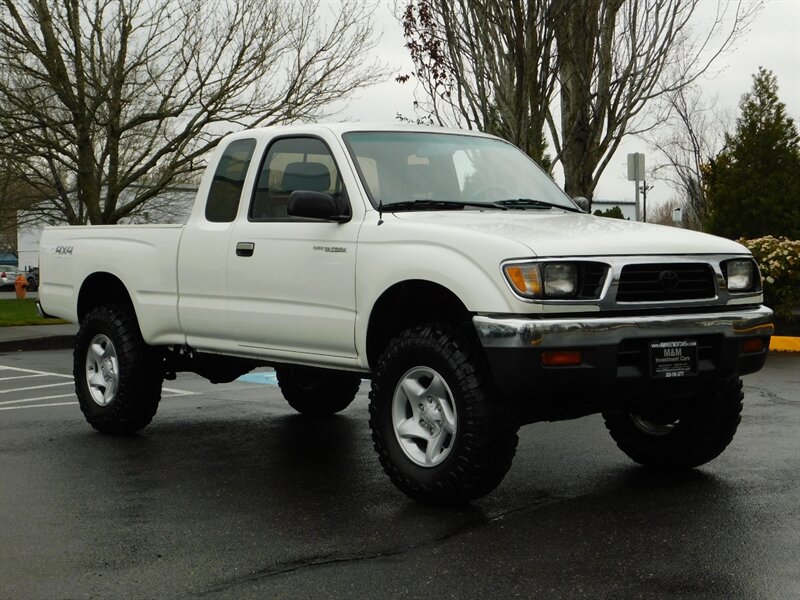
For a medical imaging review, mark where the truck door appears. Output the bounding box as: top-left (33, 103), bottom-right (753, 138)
top-left (178, 138), bottom-right (257, 346)
top-left (226, 136), bottom-right (358, 358)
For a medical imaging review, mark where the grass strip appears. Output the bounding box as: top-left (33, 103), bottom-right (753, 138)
top-left (0, 298), bottom-right (69, 326)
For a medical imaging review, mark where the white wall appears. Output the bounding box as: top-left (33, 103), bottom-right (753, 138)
top-left (17, 226), bottom-right (41, 270)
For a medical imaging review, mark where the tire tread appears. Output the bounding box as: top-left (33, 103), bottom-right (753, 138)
top-left (74, 305), bottom-right (162, 434)
top-left (602, 377), bottom-right (744, 469)
top-left (369, 325), bottom-right (518, 504)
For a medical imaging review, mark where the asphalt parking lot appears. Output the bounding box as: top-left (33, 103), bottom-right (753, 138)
top-left (1, 347), bottom-right (798, 600)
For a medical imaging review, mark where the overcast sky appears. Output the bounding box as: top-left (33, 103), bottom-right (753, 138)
top-left (336, 0), bottom-right (800, 208)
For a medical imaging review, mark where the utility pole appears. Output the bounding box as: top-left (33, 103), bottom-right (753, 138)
top-left (640, 181), bottom-right (654, 222)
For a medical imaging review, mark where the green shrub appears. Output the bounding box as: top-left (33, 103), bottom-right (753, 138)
top-left (739, 236), bottom-right (800, 319)
top-left (593, 206), bottom-right (628, 219)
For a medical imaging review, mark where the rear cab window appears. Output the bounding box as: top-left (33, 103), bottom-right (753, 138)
top-left (205, 139), bottom-right (257, 223)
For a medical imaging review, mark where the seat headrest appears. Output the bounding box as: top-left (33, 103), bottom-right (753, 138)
top-left (281, 162), bottom-right (331, 193)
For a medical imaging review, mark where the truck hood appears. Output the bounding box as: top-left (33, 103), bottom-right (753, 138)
top-left (392, 210), bottom-right (748, 257)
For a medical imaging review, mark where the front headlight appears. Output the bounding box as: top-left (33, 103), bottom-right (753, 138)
top-left (503, 261), bottom-right (606, 300)
top-left (543, 263), bottom-right (577, 297)
top-left (723, 258), bottom-right (760, 293)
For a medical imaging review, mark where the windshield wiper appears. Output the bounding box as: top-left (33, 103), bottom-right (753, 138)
top-left (495, 198), bottom-right (580, 212)
top-left (382, 199), bottom-right (508, 212)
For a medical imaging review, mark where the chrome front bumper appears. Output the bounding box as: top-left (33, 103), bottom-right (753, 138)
top-left (473, 305), bottom-right (774, 349)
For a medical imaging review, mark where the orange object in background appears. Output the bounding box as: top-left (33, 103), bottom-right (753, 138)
top-left (14, 274), bottom-right (27, 299)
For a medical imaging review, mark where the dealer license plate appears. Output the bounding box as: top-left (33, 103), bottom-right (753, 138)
top-left (649, 340), bottom-right (698, 379)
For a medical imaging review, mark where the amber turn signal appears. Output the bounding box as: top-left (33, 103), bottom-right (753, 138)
top-left (541, 351), bottom-right (582, 366)
top-left (742, 338), bottom-right (765, 354)
top-left (503, 264), bottom-right (542, 297)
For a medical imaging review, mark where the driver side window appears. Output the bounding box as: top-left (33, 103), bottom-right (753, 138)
top-left (249, 137), bottom-right (349, 221)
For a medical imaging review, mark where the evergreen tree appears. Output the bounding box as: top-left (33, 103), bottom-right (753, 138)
top-left (706, 68), bottom-right (800, 239)
top-left (593, 206), bottom-right (627, 220)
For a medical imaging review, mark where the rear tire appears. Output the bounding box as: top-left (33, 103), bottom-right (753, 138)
top-left (369, 325), bottom-right (518, 505)
top-left (602, 377), bottom-right (744, 470)
top-left (74, 305), bottom-right (163, 434)
top-left (276, 366), bottom-right (361, 417)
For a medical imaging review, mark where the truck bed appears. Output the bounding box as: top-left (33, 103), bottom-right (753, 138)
top-left (38, 224), bottom-right (186, 346)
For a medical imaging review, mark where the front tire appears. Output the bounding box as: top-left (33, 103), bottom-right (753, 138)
top-left (602, 377), bottom-right (744, 470)
top-left (369, 325), bottom-right (518, 505)
top-left (276, 366), bottom-right (361, 417)
top-left (74, 305), bottom-right (163, 434)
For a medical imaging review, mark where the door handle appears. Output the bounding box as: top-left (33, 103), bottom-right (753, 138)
top-left (236, 242), bottom-right (255, 257)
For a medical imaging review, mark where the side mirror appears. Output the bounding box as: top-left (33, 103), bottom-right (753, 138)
top-left (287, 191), bottom-right (350, 223)
top-left (572, 196), bottom-right (590, 213)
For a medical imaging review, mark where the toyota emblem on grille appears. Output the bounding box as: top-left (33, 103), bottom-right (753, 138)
top-left (658, 270), bottom-right (680, 290)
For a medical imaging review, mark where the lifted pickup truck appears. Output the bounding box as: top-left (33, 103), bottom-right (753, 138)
top-left (39, 124), bottom-right (774, 504)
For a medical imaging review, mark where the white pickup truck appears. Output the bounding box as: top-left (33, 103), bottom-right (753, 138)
top-left (39, 123), bottom-right (774, 504)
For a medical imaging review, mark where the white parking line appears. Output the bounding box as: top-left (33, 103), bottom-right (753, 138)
top-left (163, 388), bottom-right (195, 397)
top-left (0, 373), bottom-right (50, 382)
top-left (0, 365), bottom-right (196, 412)
top-left (0, 381), bottom-right (73, 394)
top-left (0, 365), bottom-right (72, 378)
top-left (0, 393), bottom-right (75, 406)
top-left (0, 402), bottom-right (77, 411)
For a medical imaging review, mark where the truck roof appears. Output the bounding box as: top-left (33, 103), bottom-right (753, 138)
top-left (221, 122), bottom-right (501, 142)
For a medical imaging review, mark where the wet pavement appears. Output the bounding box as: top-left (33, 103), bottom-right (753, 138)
top-left (1, 348), bottom-right (798, 599)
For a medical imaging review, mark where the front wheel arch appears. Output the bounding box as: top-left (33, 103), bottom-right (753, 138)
top-left (365, 280), bottom-right (474, 370)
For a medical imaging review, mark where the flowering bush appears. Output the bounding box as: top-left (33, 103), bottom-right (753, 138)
top-left (738, 236), bottom-right (800, 319)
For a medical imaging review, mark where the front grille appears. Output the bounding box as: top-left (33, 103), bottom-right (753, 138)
top-left (617, 263), bottom-right (716, 302)
top-left (577, 263), bottom-right (609, 299)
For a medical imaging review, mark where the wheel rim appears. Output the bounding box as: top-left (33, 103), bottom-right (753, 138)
top-left (391, 366), bottom-right (457, 468)
top-left (630, 413), bottom-right (678, 436)
top-left (85, 334), bottom-right (119, 407)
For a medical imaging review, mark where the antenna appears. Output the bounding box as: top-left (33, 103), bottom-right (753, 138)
top-left (378, 199), bottom-right (384, 226)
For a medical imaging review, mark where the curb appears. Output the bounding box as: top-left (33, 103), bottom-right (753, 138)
top-left (769, 336), bottom-right (800, 353)
top-left (0, 335), bottom-right (75, 354)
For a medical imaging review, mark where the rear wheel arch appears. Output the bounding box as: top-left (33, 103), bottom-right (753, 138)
top-left (77, 273), bottom-right (136, 324)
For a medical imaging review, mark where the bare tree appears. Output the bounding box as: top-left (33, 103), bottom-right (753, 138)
top-left (0, 0), bottom-right (385, 225)
top-left (648, 84), bottom-right (730, 230)
top-left (648, 197), bottom-right (684, 227)
top-left (0, 170), bottom-right (19, 250)
top-left (548, 0), bottom-right (758, 202)
top-left (400, 0), bottom-right (759, 202)
top-left (0, 162), bottom-right (44, 250)
top-left (399, 0), bottom-right (557, 168)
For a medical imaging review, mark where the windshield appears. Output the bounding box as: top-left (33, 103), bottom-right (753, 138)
top-left (342, 131), bottom-right (576, 211)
